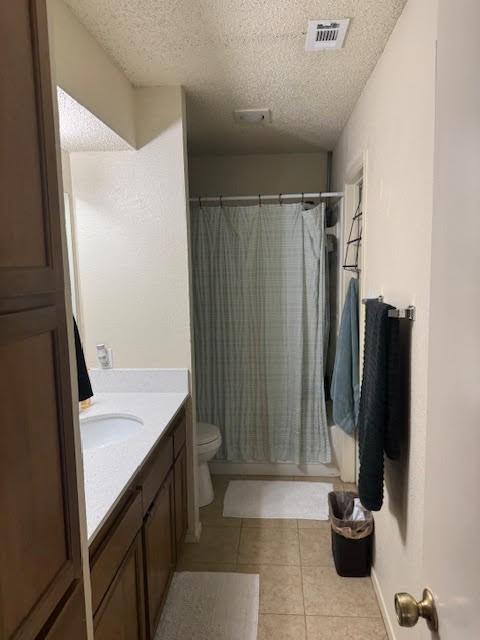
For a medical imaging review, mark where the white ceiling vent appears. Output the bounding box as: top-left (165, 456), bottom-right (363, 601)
top-left (233, 109), bottom-right (271, 124)
top-left (305, 19), bottom-right (350, 51)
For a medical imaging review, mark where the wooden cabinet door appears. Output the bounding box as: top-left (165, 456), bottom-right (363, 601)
top-left (94, 535), bottom-right (146, 640)
top-left (143, 471), bottom-right (175, 638)
top-left (0, 2), bottom-right (87, 639)
top-left (43, 586), bottom-right (87, 640)
top-left (174, 446), bottom-right (188, 548)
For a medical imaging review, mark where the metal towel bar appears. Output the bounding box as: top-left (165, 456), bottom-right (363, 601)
top-left (361, 296), bottom-right (416, 321)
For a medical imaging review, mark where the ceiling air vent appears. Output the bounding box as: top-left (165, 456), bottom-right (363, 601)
top-left (305, 19), bottom-right (350, 51)
top-left (233, 109), bottom-right (271, 124)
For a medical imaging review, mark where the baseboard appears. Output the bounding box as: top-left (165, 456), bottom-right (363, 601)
top-left (371, 567), bottom-right (397, 640)
top-left (210, 461), bottom-right (340, 477)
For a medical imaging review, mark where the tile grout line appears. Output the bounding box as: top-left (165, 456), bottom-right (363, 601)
top-left (304, 614), bottom-right (386, 620)
top-left (299, 557), bottom-right (308, 638)
top-left (296, 516), bottom-right (306, 635)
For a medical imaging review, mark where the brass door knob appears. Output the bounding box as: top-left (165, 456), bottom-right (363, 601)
top-left (394, 588), bottom-right (438, 632)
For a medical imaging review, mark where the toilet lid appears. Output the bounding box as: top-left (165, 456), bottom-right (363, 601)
top-left (197, 422), bottom-right (221, 445)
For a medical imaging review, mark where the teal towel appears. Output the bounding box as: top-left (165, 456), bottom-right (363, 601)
top-left (331, 278), bottom-right (360, 435)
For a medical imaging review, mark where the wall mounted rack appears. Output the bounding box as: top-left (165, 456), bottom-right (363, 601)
top-left (362, 296), bottom-right (416, 321)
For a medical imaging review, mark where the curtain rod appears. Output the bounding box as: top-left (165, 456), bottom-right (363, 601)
top-left (189, 192), bottom-right (343, 204)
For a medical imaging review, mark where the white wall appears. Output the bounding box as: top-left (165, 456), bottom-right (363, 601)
top-left (332, 1), bottom-right (437, 636)
top-left (189, 152), bottom-right (328, 197)
top-left (47, 0), bottom-right (136, 147)
top-left (70, 87), bottom-right (192, 371)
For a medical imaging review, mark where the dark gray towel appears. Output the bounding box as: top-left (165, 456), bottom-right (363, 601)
top-left (358, 300), bottom-right (401, 511)
top-left (73, 317), bottom-right (93, 402)
top-left (385, 318), bottom-right (402, 461)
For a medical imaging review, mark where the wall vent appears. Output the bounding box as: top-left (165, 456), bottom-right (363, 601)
top-left (305, 19), bottom-right (350, 51)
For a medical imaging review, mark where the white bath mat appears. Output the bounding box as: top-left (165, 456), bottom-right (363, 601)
top-left (155, 572), bottom-right (259, 640)
top-left (223, 480), bottom-right (333, 520)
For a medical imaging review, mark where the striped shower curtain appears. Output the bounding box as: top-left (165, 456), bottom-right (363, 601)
top-left (192, 202), bottom-right (331, 464)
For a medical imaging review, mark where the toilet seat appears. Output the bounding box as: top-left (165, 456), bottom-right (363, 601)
top-left (197, 422), bottom-right (221, 446)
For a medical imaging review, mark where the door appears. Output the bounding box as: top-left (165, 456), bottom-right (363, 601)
top-left (0, 1), bottom-right (87, 639)
top-left (174, 445), bottom-right (188, 547)
top-left (416, 1), bottom-right (480, 638)
top-left (143, 471), bottom-right (175, 638)
top-left (94, 535), bottom-right (146, 640)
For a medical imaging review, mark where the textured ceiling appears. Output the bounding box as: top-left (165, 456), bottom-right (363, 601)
top-left (63, 0), bottom-right (406, 155)
top-left (57, 88), bottom-right (132, 151)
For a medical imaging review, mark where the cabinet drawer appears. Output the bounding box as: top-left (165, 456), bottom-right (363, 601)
top-left (90, 490), bottom-right (143, 614)
top-left (173, 413), bottom-right (186, 459)
top-left (141, 436), bottom-right (173, 514)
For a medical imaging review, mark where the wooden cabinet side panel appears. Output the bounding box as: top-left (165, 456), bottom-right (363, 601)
top-left (0, 0), bottom-right (47, 268)
top-left (0, 0), bottom-right (64, 298)
top-left (0, 317), bottom-right (82, 639)
top-left (0, 1), bottom-right (86, 636)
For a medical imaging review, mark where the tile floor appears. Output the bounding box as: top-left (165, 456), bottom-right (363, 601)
top-left (178, 475), bottom-right (387, 640)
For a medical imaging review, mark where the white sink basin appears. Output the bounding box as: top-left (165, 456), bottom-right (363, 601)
top-left (80, 413), bottom-right (143, 450)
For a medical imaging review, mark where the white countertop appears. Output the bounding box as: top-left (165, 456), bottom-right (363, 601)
top-left (81, 391), bottom-right (188, 544)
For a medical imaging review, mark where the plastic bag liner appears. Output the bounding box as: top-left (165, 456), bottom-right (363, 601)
top-left (328, 491), bottom-right (374, 540)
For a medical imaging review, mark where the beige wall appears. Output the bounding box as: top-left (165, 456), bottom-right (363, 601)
top-left (61, 149), bottom-right (72, 194)
top-left (47, 0), bottom-right (136, 147)
top-left (332, 1), bottom-right (437, 636)
top-left (70, 87), bottom-right (192, 370)
top-left (189, 152), bottom-right (328, 197)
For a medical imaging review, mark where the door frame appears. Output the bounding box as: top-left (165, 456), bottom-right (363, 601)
top-left (48, 11), bottom-right (94, 638)
top-left (336, 149), bottom-right (368, 483)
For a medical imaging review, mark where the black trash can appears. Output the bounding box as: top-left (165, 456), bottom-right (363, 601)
top-left (328, 491), bottom-right (374, 578)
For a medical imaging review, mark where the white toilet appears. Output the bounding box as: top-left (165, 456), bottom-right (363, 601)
top-left (196, 422), bottom-right (222, 507)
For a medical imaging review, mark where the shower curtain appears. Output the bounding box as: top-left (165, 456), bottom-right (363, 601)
top-left (192, 202), bottom-right (331, 464)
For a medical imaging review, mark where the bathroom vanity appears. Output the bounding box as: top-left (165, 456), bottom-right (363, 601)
top-left (81, 383), bottom-right (189, 640)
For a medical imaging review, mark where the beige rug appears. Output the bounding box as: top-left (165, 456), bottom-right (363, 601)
top-left (155, 571), bottom-right (259, 640)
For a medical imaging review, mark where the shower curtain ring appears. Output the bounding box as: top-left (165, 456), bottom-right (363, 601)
top-left (301, 192), bottom-right (304, 204)
top-left (219, 195), bottom-right (223, 208)
top-left (198, 196), bottom-right (202, 208)
top-left (258, 194), bottom-right (261, 207)
top-left (279, 193), bottom-right (282, 205)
